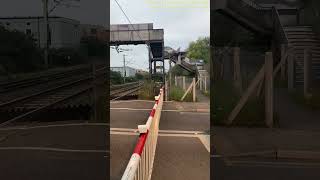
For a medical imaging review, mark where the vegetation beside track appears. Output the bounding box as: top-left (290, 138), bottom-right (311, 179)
top-left (212, 81), bottom-right (278, 127)
top-left (138, 80), bottom-right (155, 100)
top-left (169, 85), bottom-right (193, 102)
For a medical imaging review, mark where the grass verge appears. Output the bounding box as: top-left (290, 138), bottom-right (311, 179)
top-left (212, 80), bottom-right (277, 127)
top-left (138, 81), bottom-right (155, 100)
top-left (290, 89), bottom-right (320, 110)
top-left (169, 85), bottom-right (193, 102)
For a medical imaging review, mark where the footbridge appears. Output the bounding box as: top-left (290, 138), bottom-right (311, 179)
top-left (110, 23), bottom-right (165, 83)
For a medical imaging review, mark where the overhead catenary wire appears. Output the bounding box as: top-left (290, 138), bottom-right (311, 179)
top-left (113, 0), bottom-right (143, 41)
top-left (113, 0), bottom-right (152, 72)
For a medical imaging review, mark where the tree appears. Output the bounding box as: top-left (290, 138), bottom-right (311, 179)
top-left (110, 70), bottom-right (122, 85)
top-left (186, 37), bottom-right (210, 64)
top-left (0, 25), bottom-right (43, 74)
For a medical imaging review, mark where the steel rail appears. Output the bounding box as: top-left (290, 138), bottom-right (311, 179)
top-left (0, 67), bottom-right (106, 127)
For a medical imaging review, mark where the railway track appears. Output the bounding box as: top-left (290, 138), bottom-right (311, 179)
top-left (0, 66), bottom-right (106, 127)
top-left (110, 82), bottom-right (143, 100)
top-left (0, 64), bottom-right (104, 104)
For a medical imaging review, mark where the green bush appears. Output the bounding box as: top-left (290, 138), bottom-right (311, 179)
top-left (169, 85), bottom-right (193, 102)
top-left (0, 25), bottom-right (43, 74)
top-left (110, 70), bottom-right (123, 85)
top-left (291, 90), bottom-right (320, 110)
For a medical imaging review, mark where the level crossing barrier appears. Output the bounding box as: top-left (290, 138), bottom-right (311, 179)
top-left (121, 88), bottom-right (163, 180)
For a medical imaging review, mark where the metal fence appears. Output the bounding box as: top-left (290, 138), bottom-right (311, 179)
top-left (174, 75), bottom-right (209, 93)
top-left (121, 88), bottom-right (163, 180)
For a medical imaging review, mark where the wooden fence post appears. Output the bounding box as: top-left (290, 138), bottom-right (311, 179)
top-left (204, 76), bottom-right (207, 92)
top-left (165, 80), bottom-right (168, 101)
top-left (175, 76), bottom-right (177, 86)
top-left (193, 78), bottom-right (196, 102)
top-left (288, 51), bottom-right (294, 91)
top-left (169, 72), bottom-right (172, 90)
top-left (200, 77), bottom-right (203, 91)
top-left (265, 52), bottom-right (273, 128)
top-left (281, 44), bottom-right (286, 80)
top-left (233, 47), bottom-right (242, 94)
top-left (227, 65), bottom-right (265, 124)
top-left (304, 49), bottom-right (311, 98)
top-left (183, 76), bottom-right (186, 90)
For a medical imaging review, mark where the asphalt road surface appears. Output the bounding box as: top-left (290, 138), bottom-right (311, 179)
top-left (212, 147), bottom-right (320, 180)
top-left (111, 100), bottom-right (210, 180)
top-left (0, 121), bottom-right (108, 180)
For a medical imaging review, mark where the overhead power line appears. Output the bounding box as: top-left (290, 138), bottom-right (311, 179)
top-left (113, 0), bottom-right (143, 41)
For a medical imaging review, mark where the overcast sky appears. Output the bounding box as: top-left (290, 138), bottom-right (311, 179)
top-left (110, 0), bottom-right (210, 71)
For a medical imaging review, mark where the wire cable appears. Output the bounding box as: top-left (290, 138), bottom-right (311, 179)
top-left (113, 0), bottom-right (143, 41)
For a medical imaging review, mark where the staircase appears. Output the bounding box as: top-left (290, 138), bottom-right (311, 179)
top-left (213, 0), bottom-right (272, 35)
top-left (170, 56), bottom-right (197, 74)
top-left (164, 47), bottom-right (197, 74)
top-left (284, 26), bottom-right (320, 86)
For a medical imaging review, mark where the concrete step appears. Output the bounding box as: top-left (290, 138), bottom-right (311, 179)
top-left (291, 46), bottom-right (320, 50)
top-left (285, 32), bottom-right (316, 36)
top-left (288, 39), bottom-right (320, 43)
top-left (293, 50), bottom-right (320, 55)
top-left (284, 26), bottom-right (313, 32)
top-left (289, 43), bottom-right (320, 48)
top-left (286, 35), bottom-right (319, 39)
top-left (284, 26), bottom-right (313, 29)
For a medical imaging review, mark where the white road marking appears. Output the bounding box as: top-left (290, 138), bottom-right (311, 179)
top-left (180, 112), bottom-right (210, 115)
top-left (159, 129), bottom-right (207, 134)
top-left (0, 123), bottom-right (108, 131)
top-left (110, 100), bottom-right (155, 103)
top-left (0, 147), bottom-right (108, 153)
top-left (111, 108), bottom-right (151, 111)
top-left (110, 128), bottom-right (137, 132)
top-left (110, 128), bottom-right (207, 135)
top-left (111, 131), bottom-right (138, 136)
top-left (110, 128), bottom-right (210, 151)
top-left (110, 107), bottom-right (210, 114)
top-left (226, 160), bottom-right (320, 168)
top-left (198, 135), bottom-right (210, 152)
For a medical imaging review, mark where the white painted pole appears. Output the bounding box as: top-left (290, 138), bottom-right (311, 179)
top-left (204, 76), bottom-right (207, 92)
top-left (193, 78), bottom-right (196, 102)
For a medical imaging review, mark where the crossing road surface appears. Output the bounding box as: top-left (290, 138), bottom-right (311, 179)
top-left (212, 147), bottom-right (320, 180)
top-left (0, 121), bottom-right (108, 180)
top-left (110, 100), bottom-right (210, 180)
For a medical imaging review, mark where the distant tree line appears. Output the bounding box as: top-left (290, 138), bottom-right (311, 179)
top-left (0, 24), bottom-right (110, 76)
top-left (0, 25), bottom-right (43, 74)
top-left (110, 70), bottom-right (147, 85)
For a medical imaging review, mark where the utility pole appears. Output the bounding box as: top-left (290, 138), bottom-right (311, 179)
top-left (123, 54), bottom-right (126, 83)
top-left (43, 0), bottom-right (49, 69)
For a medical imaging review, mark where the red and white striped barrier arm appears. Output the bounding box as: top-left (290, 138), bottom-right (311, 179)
top-left (121, 88), bottom-right (163, 180)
